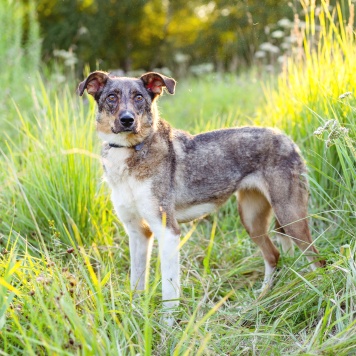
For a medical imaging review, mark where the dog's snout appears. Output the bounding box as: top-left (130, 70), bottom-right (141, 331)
top-left (119, 111), bottom-right (135, 128)
top-left (120, 116), bottom-right (134, 127)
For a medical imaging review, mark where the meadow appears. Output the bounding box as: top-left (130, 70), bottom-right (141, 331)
top-left (0, 2), bottom-right (355, 355)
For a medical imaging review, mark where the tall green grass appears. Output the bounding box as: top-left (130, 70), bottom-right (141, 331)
top-left (0, 0), bottom-right (41, 141)
top-left (1, 84), bottom-right (117, 249)
top-left (257, 1), bottom-right (356, 254)
top-left (0, 1), bottom-right (355, 354)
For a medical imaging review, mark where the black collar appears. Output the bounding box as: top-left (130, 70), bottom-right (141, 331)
top-left (109, 141), bottom-right (145, 151)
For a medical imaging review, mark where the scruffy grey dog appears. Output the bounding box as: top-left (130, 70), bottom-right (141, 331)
top-left (78, 71), bottom-right (325, 324)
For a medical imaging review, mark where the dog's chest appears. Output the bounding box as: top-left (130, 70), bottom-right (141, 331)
top-left (102, 147), bottom-right (131, 187)
top-left (102, 147), bottom-right (154, 218)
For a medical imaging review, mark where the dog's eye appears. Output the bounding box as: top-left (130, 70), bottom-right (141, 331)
top-left (135, 94), bottom-right (143, 102)
top-left (107, 94), bottom-right (117, 102)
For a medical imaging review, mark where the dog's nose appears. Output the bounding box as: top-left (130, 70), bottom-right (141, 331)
top-left (119, 112), bottom-right (134, 128)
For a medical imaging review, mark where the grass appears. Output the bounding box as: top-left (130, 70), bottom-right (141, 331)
top-left (1, 1), bottom-right (356, 355)
top-left (0, 0), bottom-right (40, 140)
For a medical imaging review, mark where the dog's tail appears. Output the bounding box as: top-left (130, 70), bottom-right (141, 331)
top-left (275, 219), bottom-right (294, 256)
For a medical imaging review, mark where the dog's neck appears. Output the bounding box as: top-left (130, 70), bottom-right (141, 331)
top-left (109, 141), bottom-right (145, 151)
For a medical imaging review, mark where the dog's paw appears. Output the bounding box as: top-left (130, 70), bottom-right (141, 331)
top-left (160, 309), bottom-right (180, 327)
top-left (255, 268), bottom-right (278, 299)
top-left (161, 314), bottom-right (175, 327)
top-left (256, 280), bottom-right (273, 299)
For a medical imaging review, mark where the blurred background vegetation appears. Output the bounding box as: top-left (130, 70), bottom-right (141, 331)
top-left (20, 0), bottom-right (339, 76)
top-left (4, 0), bottom-right (354, 80)
top-left (1, 0), bottom-right (356, 354)
top-left (1, 0), bottom-right (354, 241)
top-left (36, 0), bottom-right (293, 73)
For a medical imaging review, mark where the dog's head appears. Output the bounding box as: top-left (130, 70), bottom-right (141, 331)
top-left (78, 71), bottom-right (176, 146)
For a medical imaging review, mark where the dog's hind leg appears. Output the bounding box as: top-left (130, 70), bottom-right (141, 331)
top-left (272, 203), bottom-right (325, 270)
top-left (275, 219), bottom-right (294, 256)
top-left (237, 189), bottom-right (280, 289)
top-left (269, 178), bottom-right (325, 270)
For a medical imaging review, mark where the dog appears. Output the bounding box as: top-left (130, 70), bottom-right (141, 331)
top-left (78, 71), bottom-right (325, 324)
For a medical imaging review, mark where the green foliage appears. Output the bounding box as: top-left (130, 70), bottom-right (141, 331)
top-left (1, 84), bottom-right (118, 250)
top-left (0, 0), bottom-right (41, 141)
top-left (0, 0), bottom-right (356, 354)
top-left (35, 0), bottom-right (291, 72)
top-left (0, 0), bottom-right (40, 77)
top-left (256, 1), bottom-right (356, 250)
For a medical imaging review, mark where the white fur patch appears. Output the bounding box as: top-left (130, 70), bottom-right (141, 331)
top-left (263, 260), bottom-right (276, 285)
top-left (257, 260), bottom-right (276, 296)
top-left (103, 145), bottom-right (157, 223)
top-left (175, 203), bottom-right (217, 223)
top-left (111, 178), bottom-right (155, 225)
top-left (102, 146), bottom-right (131, 186)
top-left (98, 131), bottom-right (131, 147)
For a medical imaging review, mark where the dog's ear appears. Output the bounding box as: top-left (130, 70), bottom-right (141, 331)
top-left (140, 72), bottom-right (176, 96)
top-left (77, 71), bottom-right (109, 97)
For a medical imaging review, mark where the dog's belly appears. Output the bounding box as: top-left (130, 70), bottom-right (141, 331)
top-left (175, 203), bottom-right (217, 223)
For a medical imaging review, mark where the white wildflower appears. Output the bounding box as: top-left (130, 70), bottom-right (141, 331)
top-left (277, 18), bottom-right (292, 28)
top-left (174, 53), bottom-right (190, 63)
top-left (277, 55), bottom-right (286, 64)
top-left (339, 92), bottom-right (352, 99)
top-left (221, 8), bottom-right (230, 16)
top-left (254, 51), bottom-right (266, 59)
top-left (284, 36), bottom-right (297, 44)
top-left (259, 43), bottom-right (280, 53)
top-left (271, 30), bottom-right (285, 39)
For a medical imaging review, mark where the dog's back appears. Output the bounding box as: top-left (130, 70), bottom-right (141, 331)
top-left (172, 126), bottom-right (306, 209)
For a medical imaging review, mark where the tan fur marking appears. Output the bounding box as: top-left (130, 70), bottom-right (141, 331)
top-left (140, 220), bottom-right (153, 239)
top-left (96, 112), bottom-right (113, 134)
top-left (238, 189), bottom-right (280, 268)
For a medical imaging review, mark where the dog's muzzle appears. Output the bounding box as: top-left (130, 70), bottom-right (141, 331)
top-left (112, 111), bottom-right (135, 133)
top-left (120, 111), bottom-right (134, 128)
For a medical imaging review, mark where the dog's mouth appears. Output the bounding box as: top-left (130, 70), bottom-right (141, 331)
top-left (111, 127), bottom-right (137, 134)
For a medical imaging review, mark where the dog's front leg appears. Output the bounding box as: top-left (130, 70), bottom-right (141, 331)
top-left (124, 223), bottom-right (154, 292)
top-left (159, 231), bottom-right (180, 306)
top-left (149, 221), bottom-right (180, 325)
top-left (159, 230), bottom-right (180, 325)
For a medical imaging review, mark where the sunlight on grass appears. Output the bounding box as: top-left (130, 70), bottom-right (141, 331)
top-left (0, 1), bottom-right (355, 354)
